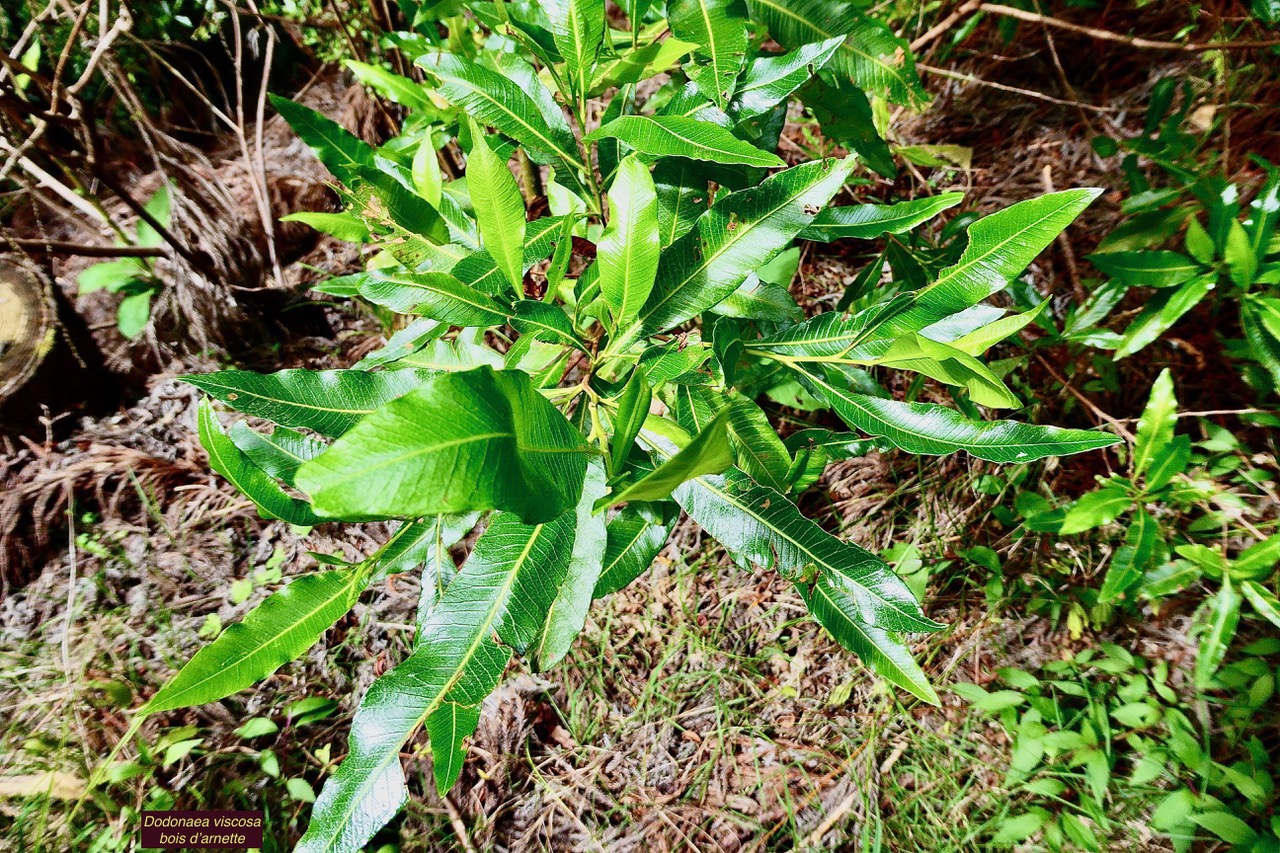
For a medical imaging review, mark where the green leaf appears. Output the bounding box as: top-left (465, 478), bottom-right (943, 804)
top-left (424, 702), bottom-right (480, 796)
top-left (344, 60), bottom-right (435, 110)
top-left (530, 463), bottom-right (608, 670)
top-left (798, 580), bottom-right (938, 704)
top-left (417, 52), bottom-right (588, 177)
top-left (1060, 485), bottom-right (1131, 535)
top-left (142, 567), bottom-right (365, 714)
top-left (599, 411), bottom-right (735, 508)
top-left (1088, 250), bottom-right (1202, 287)
top-left (298, 506), bottom-right (578, 851)
top-left (296, 367), bottom-right (588, 525)
top-left (608, 370), bottom-right (652, 478)
top-left (990, 811), bottom-right (1047, 845)
top-left (800, 78), bottom-right (894, 178)
top-left (1195, 578), bottom-right (1241, 689)
top-left (541, 0), bottom-right (606, 101)
top-left (280, 211), bottom-right (371, 242)
top-left (1225, 219), bottom-right (1258, 287)
top-left (593, 503), bottom-right (672, 597)
top-left (510, 301), bottom-right (586, 351)
top-left (228, 423), bottom-right (326, 487)
top-left (197, 401), bottom-right (321, 526)
top-left (747, 0), bottom-right (927, 107)
top-left (1189, 811), bottom-right (1257, 846)
top-left (1113, 274), bottom-right (1215, 360)
top-left (77, 258), bottom-right (145, 294)
top-left (411, 513), bottom-right (481, 617)
top-left (116, 290), bottom-right (154, 340)
top-left (184, 368), bottom-right (435, 438)
top-left (454, 216), bottom-right (570, 296)
top-left (634, 157), bottom-right (854, 336)
top-left (731, 37), bottom-right (844, 122)
top-left (360, 271), bottom-right (510, 325)
top-left (599, 155), bottom-right (661, 329)
top-left (1242, 581), bottom-right (1280, 630)
top-left (870, 333), bottom-right (1020, 409)
top-left (1233, 533), bottom-right (1280, 579)
top-left (270, 94), bottom-right (375, 183)
top-left (714, 273), bottom-right (803, 322)
top-left (653, 159), bottom-right (709, 246)
top-left (668, 0), bottom-right (749, 108)
top-left (666, 464), bottom-right (941, 634)
top-left (799, 193), bottom-right (964, 242)
top-left (880, 189), bottom-right (1101, 338)
top-left (1132, 369), bottom-right (1177, 479)
top-left (946, 303), bottom-right (1048, 357)
top-left (136, 183), bottom-right (171, 248)
top-left (746, 295), bottom-right (914, 361)
top-left (796, 365), bottom-right (1120, 463)
top-left (411, 138), bottom-right (444, 206)
top-left (588, 115), bottom-right (785, 168)
top-left (1099, 508), bottom-right (1157, 603)
top-left (466, 125), bottom-right (527, 291)
top-left (726, 394), bottom-right (792, 492)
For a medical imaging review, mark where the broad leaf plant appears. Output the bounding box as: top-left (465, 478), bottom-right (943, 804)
top-left (140, 1), bottom-right (1119, 848)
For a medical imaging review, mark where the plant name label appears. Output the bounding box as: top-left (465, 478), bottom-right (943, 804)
top-left (140, 811), bottom-right (263, 848)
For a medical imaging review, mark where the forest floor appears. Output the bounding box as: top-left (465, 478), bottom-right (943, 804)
top-left (0, 25), bottom-right (1271, 853)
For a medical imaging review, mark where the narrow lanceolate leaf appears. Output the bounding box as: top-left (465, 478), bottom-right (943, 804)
top-left (589, 115), bottom-right (785, 168)
top-left (1099, 509), bottom-right (1157, 604)
top-left (726, 394), bottom-right (791, 492)
top-left (799, 193), bottom-right (964, 242)
top-left (1194, 579), bottom-right (1241, 689)
top-left (454, 216), bottom-right (568, 296)
top-left (598, 156), bottom-right (661, 329)
top-left (1114, 275), bottom-right (1215, 360)
top-left (270, 94), bottom-right (375, 183)
top-left (653, 159), bottom-right (708, 246)
top-left (881, 189), bottom-right (1101, 338)
top-left (296, 367), bottom-right (588, 525)
top-left (510, 301), bottom-right (587, 351)
top-left (731, 37), bottom-right (844, 122)
top-left (1132, 369), bottom-right (1177, 479)
top-left (228, 423), bottom-right (326, 487)
top-left (1242, 581), bottom-right (1280, 630)
top-left (608, 370), bottom-right (652, 478)
top-left (746, 295), bottom-right (914, 361)
top-left (361, 272), bottom-right (510, 326)
top-left (413, 513), bottom-right (482, 620)
top-left (668, 0), bottom-right (749, 108)
top-left (635, 157), bottom-right (854, 336)
top-left (798, 580), bottom-right (938, 703)
top-left (530, 464), bottom-right (609, 670)
top-left (143, 567), bottom-right (366, 714)
top-left (467, 128), bottom-right (527, 292)
top-left (184, 368), bottom-right (434, 438)
top-left (600, 411), bottom-right (735, 508)
top-left (197, 402), bottom-right (321, 526)
top-left (746, 0), bottom-right (928, 107)
top-left (668, 465), bottom-right (942, 636)
top-left (417, 53), bottom-right (587, 175)
top-left (593, 504), bottom-right (672, 598)
top-left (542, 0), bottom-right (606, 100)
top-left (297, 508), bottom-right (577, 852)
top-left (797, 365), bottom-right (1120, 463)
top-left (1087, 250), bottom-right (1202, 288)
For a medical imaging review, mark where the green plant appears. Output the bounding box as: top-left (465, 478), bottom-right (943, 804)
top-left (1017, 368), bottom-right (1280, 686)
top-left (75, 184), bottom-right (171, 339)
top-left (124, 2), bottom-right (1122, 848)
top-left (1058, 84), bottom-right (1280, 389)
top-left (958, 641), bottom-right (1280, 851)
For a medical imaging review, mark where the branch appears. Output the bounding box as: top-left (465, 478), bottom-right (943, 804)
top-left (978, 3), bottom-right (1280, 52)
top-left (2, 238), bottom-right (166, 258)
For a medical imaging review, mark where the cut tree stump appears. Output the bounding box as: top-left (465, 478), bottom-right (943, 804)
top-left (0, 258), bottom-right (117, 436)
